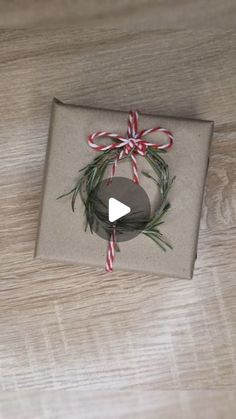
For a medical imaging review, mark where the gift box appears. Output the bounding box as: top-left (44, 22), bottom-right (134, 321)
top-left (35, 99), bottom-right (213, 279)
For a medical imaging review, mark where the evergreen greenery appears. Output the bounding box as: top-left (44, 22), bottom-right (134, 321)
top-left (58, 148), bottom-right (175, 251)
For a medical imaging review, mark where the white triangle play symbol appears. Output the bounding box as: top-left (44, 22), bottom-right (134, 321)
top-left (108, 197), bottom-right (131, 222)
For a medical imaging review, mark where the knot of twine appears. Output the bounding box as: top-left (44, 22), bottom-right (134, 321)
top-left (88, 111), bottom-right (174, 272)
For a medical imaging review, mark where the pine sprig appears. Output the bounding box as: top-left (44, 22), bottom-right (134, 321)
top-left (58, 147), bottom-right (175, 251)
top-left (141, 148), bottom-right (175, 250)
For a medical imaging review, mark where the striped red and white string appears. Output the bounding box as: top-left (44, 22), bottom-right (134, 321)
top-left (105, 228), bottom-right (116, 273)
top-left (88, 111), bottom-right (174, 272)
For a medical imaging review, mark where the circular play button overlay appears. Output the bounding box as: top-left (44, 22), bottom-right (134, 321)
top-left (89, 177), bottom-right (151, 242)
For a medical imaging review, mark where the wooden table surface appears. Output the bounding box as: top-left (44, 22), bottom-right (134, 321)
top-left (0, 10), bottom-right (236, 419)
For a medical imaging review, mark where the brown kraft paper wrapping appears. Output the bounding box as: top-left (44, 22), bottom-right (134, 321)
top-left (35, 99), bottom-right (214, 279)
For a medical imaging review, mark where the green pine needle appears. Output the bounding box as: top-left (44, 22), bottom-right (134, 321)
top-left (58, 147), bottom-right (175, 253)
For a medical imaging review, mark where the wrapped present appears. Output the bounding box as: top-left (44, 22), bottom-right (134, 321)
top-left (35, 98), bottom-right (213, 279)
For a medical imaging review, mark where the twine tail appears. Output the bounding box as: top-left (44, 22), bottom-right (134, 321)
top-left (109, 150), bottom-right (124, 183)
top-left (130, 153), bottom-right (139, 184)
top-left (105, 229), bottom-right (117, 272)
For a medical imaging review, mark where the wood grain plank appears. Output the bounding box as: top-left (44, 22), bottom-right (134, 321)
top-left (0, 390), bottom-right (236, 419)
top-left (0, 26), bottom-right (236, 417)
top-left (0, 0), bottom-right (235, 29)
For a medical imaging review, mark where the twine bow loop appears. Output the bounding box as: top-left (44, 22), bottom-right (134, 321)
top-left (88, 110), bottom-right (174, 184)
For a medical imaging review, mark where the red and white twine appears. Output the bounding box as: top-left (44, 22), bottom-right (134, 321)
top-left (105, 229), bottom-right (116, 273)
top-left (88, 111), bottom-right (174, 272)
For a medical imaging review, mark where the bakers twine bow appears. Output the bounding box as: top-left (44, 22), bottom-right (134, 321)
top-left (88, 111), bottom-right (174, 272)
top-left (88, 111), bottom-right (174, 184)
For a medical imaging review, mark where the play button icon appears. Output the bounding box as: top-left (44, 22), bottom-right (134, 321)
top-left (89, 177), bottom-right (151, 243)
top-left (108, 198), bottom-right (131, 222)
